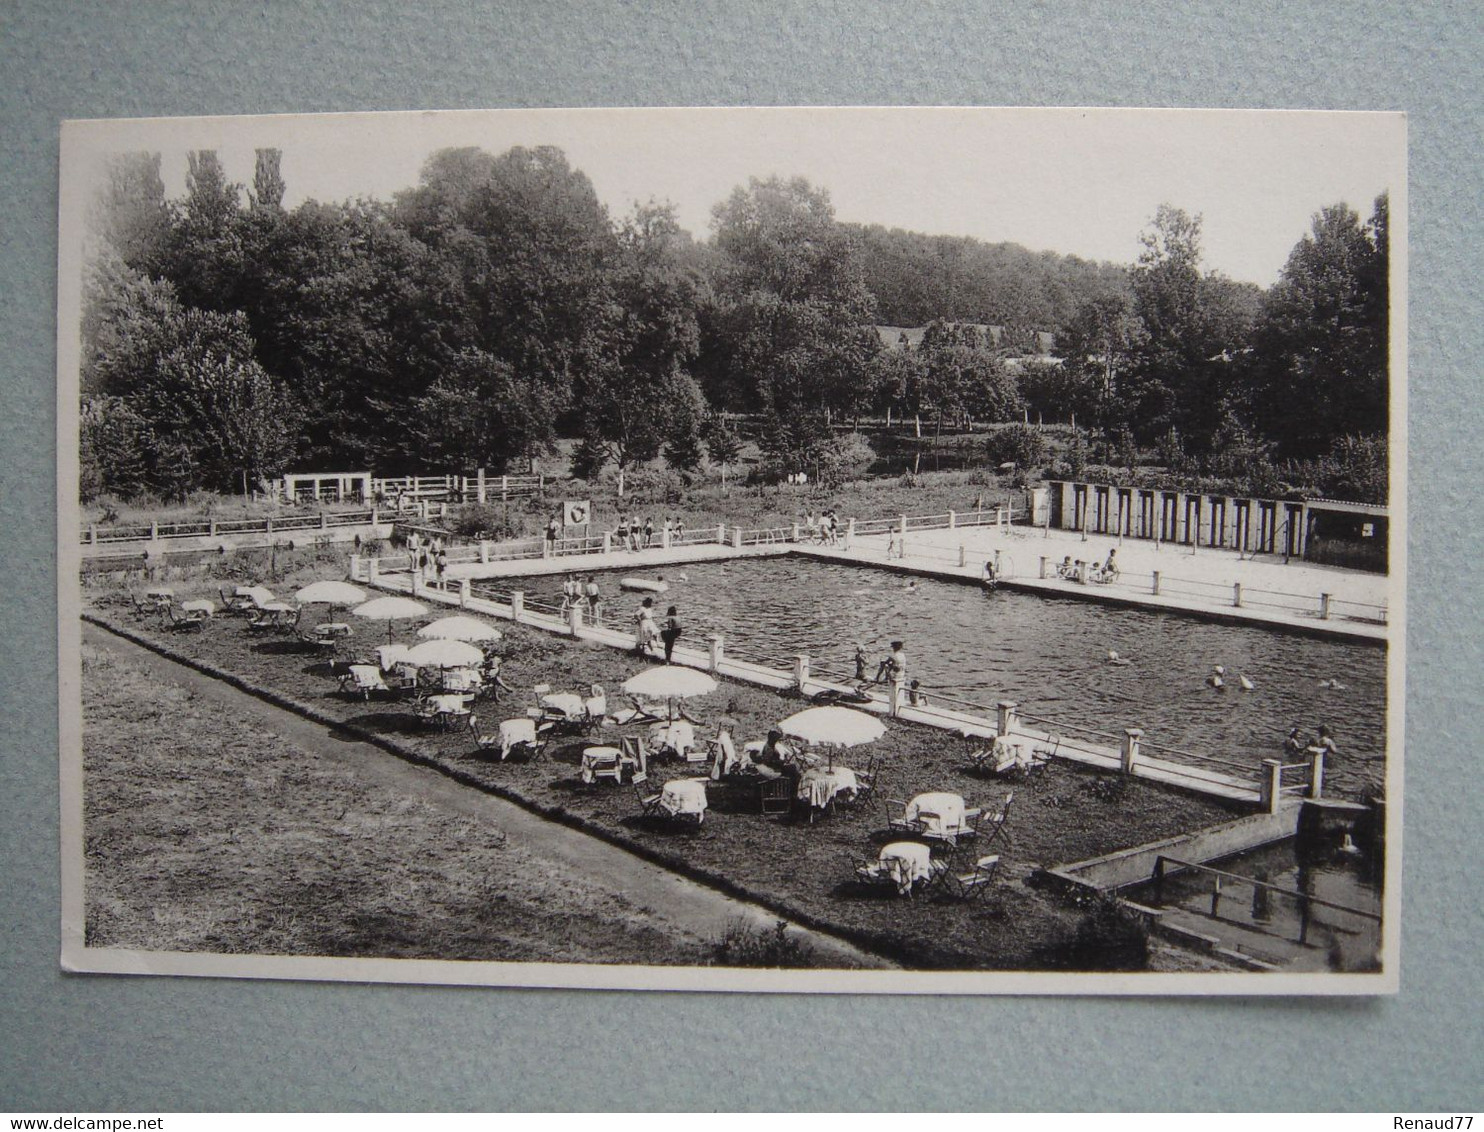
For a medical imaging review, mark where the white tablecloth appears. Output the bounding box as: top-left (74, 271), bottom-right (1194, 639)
top-left (797, 766), bottom-right (858, 810)
top-left (906, 792), bottom-right (967, 837)
top-left (497, 718), bottom-right (536, 759)
top-left (541, 692), bottom-right (586, 720)
top-left (660, 778), bottom-right (708, 820)
top-left (879, 841), bottom-right (935, 895)
top-left (649, 719), bottom-right (696, 758)
top-left (580, 745), bottom-right (626, 784)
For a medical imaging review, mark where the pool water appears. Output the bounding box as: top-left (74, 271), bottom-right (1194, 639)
top-left (497, 557), bottom-right (1388, 794)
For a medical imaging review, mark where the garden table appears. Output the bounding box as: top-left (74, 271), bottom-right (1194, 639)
top-left (659, 778), bottom-right (708, 822)
top-left (797, 765), bottom-right (858, 813)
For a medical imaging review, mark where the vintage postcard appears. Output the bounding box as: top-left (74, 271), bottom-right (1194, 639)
top-left (58, 107), bottom-right (1406, 993)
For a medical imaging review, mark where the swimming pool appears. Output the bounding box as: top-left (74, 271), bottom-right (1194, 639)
top-left (489, 557), bottom-right (1388, 795)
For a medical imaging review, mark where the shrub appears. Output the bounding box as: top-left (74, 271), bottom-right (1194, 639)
top-left (981, 423), bottom-right (1048, 470)
top-left (708, 918), bottom-right (818, 968)
top-left (1037, 893), bottom-right (1150, 971)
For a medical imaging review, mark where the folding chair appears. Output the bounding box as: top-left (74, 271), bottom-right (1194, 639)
top-left (937, 854), bottom-right (1002, 902)
top-left (633, 771), bottom-right (664, 818)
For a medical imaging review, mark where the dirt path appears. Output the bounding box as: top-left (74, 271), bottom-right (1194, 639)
top-left (84, 621), bottom-right (892, 969)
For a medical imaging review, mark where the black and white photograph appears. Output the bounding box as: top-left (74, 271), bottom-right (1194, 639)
top-left (57, 106), bottom-right (1405, 992)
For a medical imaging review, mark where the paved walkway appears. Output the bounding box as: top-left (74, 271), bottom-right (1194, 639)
top-left (813, 525), bottom-right (1391, 643)
top-left (84, 621), bottom-right (893, 970)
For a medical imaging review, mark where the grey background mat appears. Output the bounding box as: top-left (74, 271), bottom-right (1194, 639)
top-left (2, 0), bottom-right (1480, 1111)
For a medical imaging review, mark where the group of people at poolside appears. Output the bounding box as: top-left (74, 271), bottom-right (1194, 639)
top-left (405, 531), bottom-right (449, 586)
top-left (803, 511), bottom-right (842, 546)
top-left (631, 596), bottom-right (684, 663)
top-left (1057, 547), bottom-right (1118, 584)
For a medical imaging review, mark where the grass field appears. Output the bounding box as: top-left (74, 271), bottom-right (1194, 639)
top-left (84, 580), bottom-right (1247, 971)
top-left (82, 638), bottom-right (718, 965)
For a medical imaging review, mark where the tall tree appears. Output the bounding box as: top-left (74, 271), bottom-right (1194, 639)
top-left (707, 176), bottom-right (875, 461)
top-left (249, 148), bottom-right (286, 211)
top-left (1249, 195), bottom-right (1389, 456)
top-left (90, 152), bottom-right (171, 272)
top-left (573, 202), bottom-right (706, 495)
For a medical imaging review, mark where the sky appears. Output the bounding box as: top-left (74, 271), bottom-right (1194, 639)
top-left (65, 107), bottom-right (1405, 287)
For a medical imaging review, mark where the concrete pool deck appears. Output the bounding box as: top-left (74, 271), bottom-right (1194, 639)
top-left (437, 524), bottom-right (1390, 643)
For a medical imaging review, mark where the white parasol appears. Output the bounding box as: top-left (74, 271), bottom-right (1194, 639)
top-left (622, 665), bottom-right (718, 721)
top-left (352, 595), bottom-right (428, 642)
top-left (294, 580), bottom-right (368, 607)
top-left (417, 615), bottom-right (502, 644)
top-left (405, 638), bottom-right (485, 669)
top-left (778, 707), bottom-right (886, 767)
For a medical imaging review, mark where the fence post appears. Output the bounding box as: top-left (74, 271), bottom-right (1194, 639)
top-left (349, 554), bottom-right (361, 580)
top-left (510, 591), bottom-right (524, 621)
top-left (1309, 748), bottom-right (1326, 799)
top-left (409, 570), bottom-right (420, 595)
top-left (958, 545), bottom-right (967, 568)
top-left (948, 509), bottom-right (957, 530)
top-left (716, 524), bottom-right (725, 545)
top-left (501, 475), bottom-right (508, 499)
top-left (996, 700), bottom-right (1019, 737)
top-left (1320, 592), bottom-right (1332, 620)
top-left (568, 602), bottom-right (583, 635)
top-left (731, 528), bottom-right (743, 549)
top-left (477, 468), bottom-right (486, 504)
top-left (844, 517), bottom-right (855, 550)
top-left (1039, 555), bottom-right (1048, 579)
top-left (1259, 758), bottom-right (1283, 813)
top-left (792, 522), bottom-right (800, 543)
top-left (88, 524), bottom-right (97, 546)
top-left (479, 541), bottom-right (490, 564)
top-left (708, 633), bottom-right (724, 673)
top-left (1121, 728), bottom-right (1143, 775)
top-left (1233, 582), bottom-right (1243, 608)
top-left (368, 557), bottom-right (380, 584)
top-left (320, 512), bottom-right (328, 529)
top-left (793, 654), bottom-right (811, 694)
top-left (208, 520), bottom-right (217, 537)
top-left (995, 549), bottom-right (1003, 576)
top-left (602, 532), bottom-right (612, 554)
top-left (460, 579), bottom-right (471, 608)
top-left (889, 677), bottom-right (904, 717)
top-left (1152, 570), bottom-right (1161, 596)
top-left (898, 515), bottom-right (908, 536)
top-left (662, 528), bottom-right (672, 549)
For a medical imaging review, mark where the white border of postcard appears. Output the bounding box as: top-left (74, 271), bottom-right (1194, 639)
top-left (57, 106), bottom-right (1406, 994)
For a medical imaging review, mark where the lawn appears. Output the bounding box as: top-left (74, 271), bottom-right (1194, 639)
top-left (82, 637), bottom-right (717, 965)
top-left (84, 574), bottom-right (1247, 971)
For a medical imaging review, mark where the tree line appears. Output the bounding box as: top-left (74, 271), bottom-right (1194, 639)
top-left (80, 144), bottom-right (1389, 503)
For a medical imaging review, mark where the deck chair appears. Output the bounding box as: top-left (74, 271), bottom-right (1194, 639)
top-left (633, 771), bottom-right (664, 818)
top-left (583, 685), bottom-right (607, 725)
top-left (610, 696), bottom-right (667, 726)
top-left (165, 606), bottom-right (207, 633)
top-left (127, 592), bottom-right (154, 619)
top-left (937, 854), bottom-right (1002, 902)
top-left (412, 696), bottom-right (443, 729)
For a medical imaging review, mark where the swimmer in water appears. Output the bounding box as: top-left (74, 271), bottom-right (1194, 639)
top-left (905, 580), bottom-right (918, 592)
top-left (1238, 674), bottom-right (1255, 691)
top-left (1107, 650), bottom-right (1131, 667)
top-left (1207, 665), bottom-right (1226, 689)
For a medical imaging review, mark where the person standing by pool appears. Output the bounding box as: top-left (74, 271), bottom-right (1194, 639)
top-left (546, 516), bottom-right (559, 552)
top-left (644, 517), bottom-right (655, 548)
top-left (634, 597), bottom-right (660, 656)
top-left (434, 547), bottom-right (448, 588)
top-left (853, 644), bottom-right (868, 682)
top-left (661, 605), bottom-right (683, 664)
top-left (674, 516), bottom-right (685, 543)
top-left (874, 640), bottom-right (906, 685)
top-left (908, 679), bottom-right (929, 706)
top-left (585, 576), bottom-right (602, 622)
top-left (1313, 724), bottom-right (1340, 760)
